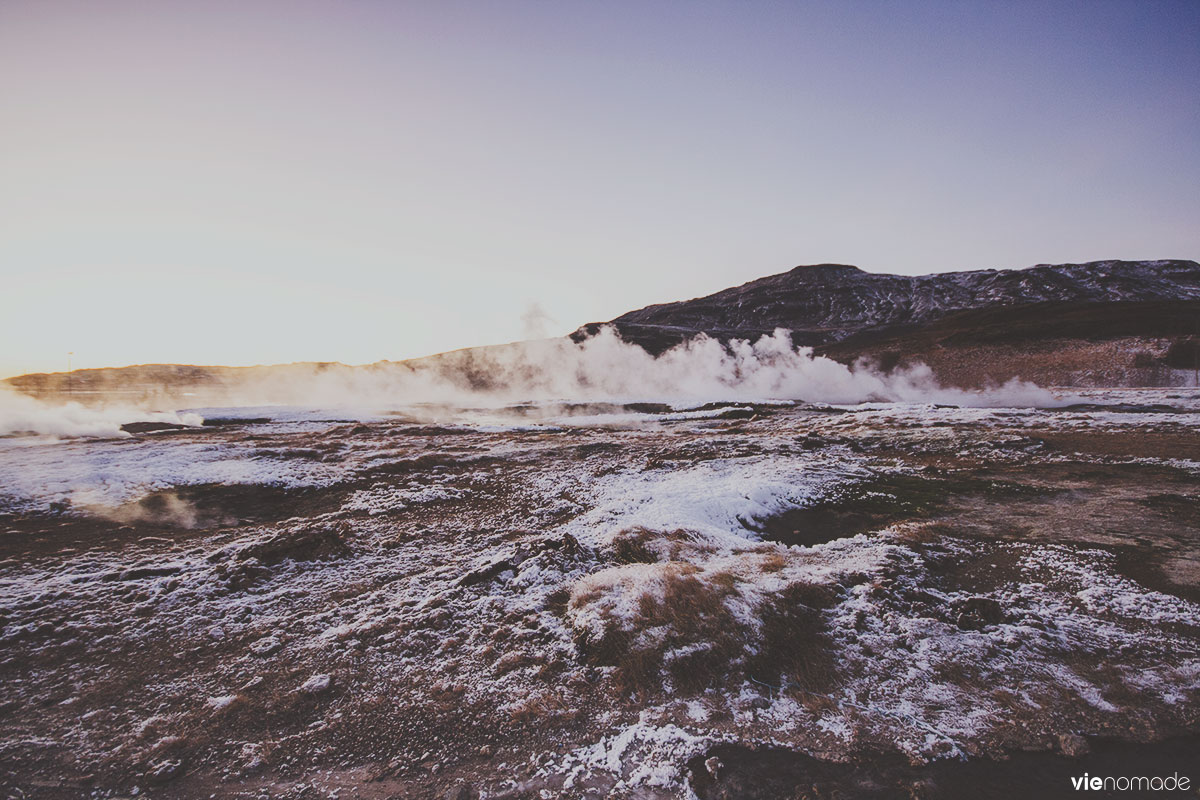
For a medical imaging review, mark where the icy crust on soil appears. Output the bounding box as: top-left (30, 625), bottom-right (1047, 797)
top-left (0, 434), bottom-right (345, 513)
top-left (1, 387), bottom-right (1193, 514)
top-left (539, 533), bottom-right (1200, 792)
top-left (826, 535), bottom-right (1200, 750)
top-left (342, 483), bottom-right (466, 516)
top-left (555, 453), bottom-right (875, 547)
top-left (556, 715), bottom-right (711, 794)
top-left (0, 390), bottom-right (1198, 798)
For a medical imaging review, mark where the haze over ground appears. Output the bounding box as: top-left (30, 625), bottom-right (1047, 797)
top-left (2, 0), bottom-right (1198, 377)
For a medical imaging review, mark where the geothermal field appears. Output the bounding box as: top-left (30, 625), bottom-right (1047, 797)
top-left (5, 0), bottom-right (1200, 794)
top-left (1, 330), bottom-right (1198, 799)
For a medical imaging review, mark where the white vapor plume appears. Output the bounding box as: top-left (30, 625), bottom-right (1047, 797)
top-left (0, 328), bottom-right (1065, 439)
top-left (520, 302), bottom-right (556, 340)
top-left (213, 327), bottom-right (1063, 410)
top-left (0, 386), bottom-right (204, 439)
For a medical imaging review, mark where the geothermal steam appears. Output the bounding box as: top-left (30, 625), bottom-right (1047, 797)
top-left (1, 327), bottom-right (1061, 437)
top-left (232, 327), bottom-right (1058, 409)
top-left (0, 386), bottom-right (203, 438)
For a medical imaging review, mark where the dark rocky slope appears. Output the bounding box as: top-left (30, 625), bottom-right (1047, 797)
top-left (574, 260), bottom-right (1200, 353)
top-left (571, 259), bottom-right (1200, 386)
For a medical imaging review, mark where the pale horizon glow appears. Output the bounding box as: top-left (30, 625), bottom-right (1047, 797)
top-left (2, 1), bottom-right (1198, 378)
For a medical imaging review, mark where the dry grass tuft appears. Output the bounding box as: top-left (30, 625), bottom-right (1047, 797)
top-left (891, 521), bottom-right (954, 546)
top-left (611, 530), bottom-right (660, 564)
top-left (758, 552), bottom-right (789, 572)
top-left (569, 561), bottom-right (742, 695)
top-left (569, 536), bottom-right (840, 697)
top-left (746, 581), bottom-right (838, 692)
top-left (609, 527), bottom-right (711, 564)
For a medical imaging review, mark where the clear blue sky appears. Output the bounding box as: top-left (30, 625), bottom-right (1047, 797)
top-left (2, 0), bottom-right (1198, 376)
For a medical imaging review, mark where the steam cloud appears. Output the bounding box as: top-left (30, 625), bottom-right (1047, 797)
top-left (520, 302), bottom-right (557, 340)
top-left (69, 489), bottom-right (205, 529)
top-left (0, 386), bottom-right (203, 439)
top-left (1, 327), bottom-right (1065, 437)
top-left (196, 327), bottom-right (1063, 409)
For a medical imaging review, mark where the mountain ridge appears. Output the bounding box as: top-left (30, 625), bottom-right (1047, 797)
top-left (574, 259), bottom-right (1200, 353)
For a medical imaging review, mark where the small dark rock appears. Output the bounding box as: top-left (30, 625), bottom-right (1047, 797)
top-left (298, 673), bottom-right (333, 694)
top-left (954, 596), bottom-right (1005, 630)
top-left (458, 558), bottom-right (515, 587)
top-left (216, 559), bottom-right (272, 591)
top-left (908, 778), bottom-right (935, 799)
top-left (1058, 733), bottom-right (1090, 757)
top-left (443, 783), bottom-right (476, 800)
top-left (121, 421), bottom-right (190, 434)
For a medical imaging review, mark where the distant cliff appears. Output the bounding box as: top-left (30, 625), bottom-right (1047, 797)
top-left (574, 260), bottom-right (1200, 353)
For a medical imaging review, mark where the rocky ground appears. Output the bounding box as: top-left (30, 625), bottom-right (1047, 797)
top-left (1, 390), bottom-right (1199, 799)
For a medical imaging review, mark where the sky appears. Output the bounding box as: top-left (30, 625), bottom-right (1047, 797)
top-left (2, 0), bottom-right (1198, 378)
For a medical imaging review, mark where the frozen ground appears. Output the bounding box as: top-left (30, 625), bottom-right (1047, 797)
top-left (1, 390), bottom-right (1198, 798)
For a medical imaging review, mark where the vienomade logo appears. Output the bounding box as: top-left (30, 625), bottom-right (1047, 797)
top-left (1070, 772), bottom-right (1191, 792)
